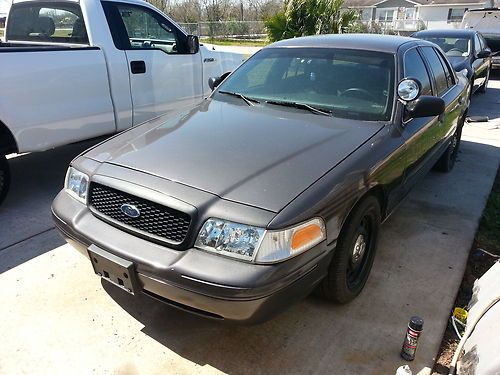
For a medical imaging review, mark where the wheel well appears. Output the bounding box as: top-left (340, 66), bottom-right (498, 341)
top-left (345, 186), bottom-right (387, 225)
top-left (0, 121), bottom-right (18, 155)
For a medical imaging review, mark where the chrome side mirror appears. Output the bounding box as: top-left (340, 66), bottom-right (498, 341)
top-left (398, 78), bottom-right (421, 102)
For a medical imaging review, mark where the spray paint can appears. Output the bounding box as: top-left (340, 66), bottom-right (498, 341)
top-left (401, 316), bottom-right (424, 361)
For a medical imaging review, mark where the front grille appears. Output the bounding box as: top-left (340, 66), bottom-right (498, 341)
top-left (88, 183), bottom-right (191, 244)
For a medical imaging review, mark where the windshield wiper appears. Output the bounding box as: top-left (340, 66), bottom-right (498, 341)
top-left (218, 91), bottom-right (260, 106)
top-left (265, 100), bottom-right (333, 116)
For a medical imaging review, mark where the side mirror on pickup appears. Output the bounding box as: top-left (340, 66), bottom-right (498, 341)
top-left (477, 48), bottom-right (492, 59)
top-left (187, 35), bottom-right (199, 54)
top-left (406, 96), bottom-right (445, 119)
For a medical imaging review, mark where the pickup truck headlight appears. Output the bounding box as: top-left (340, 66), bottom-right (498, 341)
top-left (195, 217), bottom-right (326, 263)
top-left (65, 166), bottom-right (89, 204)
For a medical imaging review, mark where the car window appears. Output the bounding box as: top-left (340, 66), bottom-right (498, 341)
top-left (116, 4), bottom-right (179, 54)
top-left (435, 48), bottom-right (455, 87)
top-left (218, 48), bottom-right (395, 121)
top-left (420, 47), bottom-right (449, 95)
top-left (418, 36), bottom-right (470, 57)
top-left (6, 1), bottom-right (88, 44)
top-left (404, 48), bottom-right (432, 96)
top-left (474, 34), bottom-right (482, 55)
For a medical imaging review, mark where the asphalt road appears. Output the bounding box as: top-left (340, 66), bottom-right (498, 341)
top-left (0, 76), bottom-right (499, 375)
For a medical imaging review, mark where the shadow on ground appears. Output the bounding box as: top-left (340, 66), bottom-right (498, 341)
top-left (101, 140), bottom-right (499, 375)
top-left (0, 139), bottom-right (100, 250)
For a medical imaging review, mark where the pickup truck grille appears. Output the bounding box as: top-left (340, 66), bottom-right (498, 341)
top-left (88, 183), bottom-right (191, 244)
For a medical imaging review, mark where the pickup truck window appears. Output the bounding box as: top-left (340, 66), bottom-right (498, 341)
top-left (404, 48), bottom-right (432, 96)
top-left (6, 2), bottom-right (88, 44)
top-left (420, 47), bottom-right (449, 95)
top-left (116, 4), bottom-right (179, 54)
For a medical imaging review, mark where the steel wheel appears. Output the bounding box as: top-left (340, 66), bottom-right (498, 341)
top-left (316, 195), bottom-right (381, 304)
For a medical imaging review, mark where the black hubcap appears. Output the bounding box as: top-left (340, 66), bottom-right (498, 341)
top-left (449, 131), bottom-right (460, 165)
top-left (347, 216), bottom-right (373, 288)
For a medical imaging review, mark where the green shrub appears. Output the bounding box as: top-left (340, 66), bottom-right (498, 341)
top-left (264, 0), bottom-right (358, 41)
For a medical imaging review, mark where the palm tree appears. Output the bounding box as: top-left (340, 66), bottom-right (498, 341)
top-left (265, 0), bottom-right (358, 42)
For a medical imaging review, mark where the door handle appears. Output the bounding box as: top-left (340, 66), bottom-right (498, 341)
top-left (130, 61), bottom-right (146, 74)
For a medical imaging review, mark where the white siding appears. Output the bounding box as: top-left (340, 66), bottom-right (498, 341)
top-left (418, 5), bottom-right (485, 30)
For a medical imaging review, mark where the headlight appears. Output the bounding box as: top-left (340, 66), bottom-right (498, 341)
top-left (65, 166), bottom-right (89, 204)
top-left (195, 217), bottom-right (326, 263)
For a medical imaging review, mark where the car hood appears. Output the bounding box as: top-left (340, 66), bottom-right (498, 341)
top-left (84, 99), bottom-right (385, 212)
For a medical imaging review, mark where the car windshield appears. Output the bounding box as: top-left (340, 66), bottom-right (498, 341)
top-left (216, 48), bottom-right (395, 121)
top-left (420, 37), bottom-right (471, 57)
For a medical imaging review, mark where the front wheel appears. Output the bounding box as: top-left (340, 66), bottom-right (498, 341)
top-left (316, 196), bottom-right (381, 304)
top-left (0, 155), bottom-right (11, 206)
top-left (434, 124), bottom-right (463, 173)
top-left (478, 67), bottom-right (490, 94)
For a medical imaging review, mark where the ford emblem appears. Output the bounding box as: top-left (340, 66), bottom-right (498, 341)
top-left (120, 203), bottom-right (141, 218)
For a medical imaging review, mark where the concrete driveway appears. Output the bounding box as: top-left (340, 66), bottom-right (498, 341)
top-left (1, 77), bottom-right (499, 375)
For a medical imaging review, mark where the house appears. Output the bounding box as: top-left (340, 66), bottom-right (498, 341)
top-left (0, 0), bottom-right (10, 29)
top-left (344, 0), bottom-right (499, 32)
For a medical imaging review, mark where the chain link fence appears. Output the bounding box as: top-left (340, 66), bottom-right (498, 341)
top-left (178, 21), bottom-right (266, 40)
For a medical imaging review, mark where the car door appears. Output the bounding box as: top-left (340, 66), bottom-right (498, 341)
top-left (399, 47), bottom-right (440, 191)
top-left (106, 2), bottom-right (204, 126)
top-left (420, 46), bottom-right (463, 155)
top-left (472, 33), bottom-right (488, 89)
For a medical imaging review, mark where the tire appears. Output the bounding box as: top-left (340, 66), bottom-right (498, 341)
top-left (434, 120), bottom-right (463, 173)
top-left (478, 67), bottom-right (490, 94)
top-left (0, 154), bottom-right (11, 206)
top-left (316, 195), bottom-right (381, 304)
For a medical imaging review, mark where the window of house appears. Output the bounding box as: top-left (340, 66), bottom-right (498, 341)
top-left (447, 8), bottom-right (466, 23)
top-left (378, 9), bottom-right (394, 22)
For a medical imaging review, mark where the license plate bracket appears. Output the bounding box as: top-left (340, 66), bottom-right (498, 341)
top-left (88, 245), bottom-right (139, 295)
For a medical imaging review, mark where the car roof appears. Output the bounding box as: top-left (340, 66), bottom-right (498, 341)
top-left (413, 29), bottom-right (477, 38)
top-left (265, 34), bottom-right (421, 53)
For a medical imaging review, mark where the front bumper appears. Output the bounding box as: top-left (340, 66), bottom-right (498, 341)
top-left (52, 191), bottom-right (334, 324)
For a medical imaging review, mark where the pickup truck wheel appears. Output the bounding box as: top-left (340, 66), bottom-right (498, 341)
top-left (434, 123), bottom-right (463, 173)
top-left (316, 196), bottom-right (381, 304)
top-left (0, 155), bottom-right (11, 205)
top-left (478, 67), bottom-right (490, 94)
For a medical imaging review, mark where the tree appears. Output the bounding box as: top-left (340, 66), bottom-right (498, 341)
top-left (265, 0), bottom-right (358, 41)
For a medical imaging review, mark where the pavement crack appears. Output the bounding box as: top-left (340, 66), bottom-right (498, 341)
top-left (0, 227), bottom-right (56, 252)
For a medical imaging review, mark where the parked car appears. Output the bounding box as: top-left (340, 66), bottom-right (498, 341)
top-left (52, 34), bottom-right (470, 324)
top-left (412, 29), bottom-right (491, 96)
top-left (0, 0), bottom-right (246, 205)
top-left (462, 8), bottom-right (500, 70)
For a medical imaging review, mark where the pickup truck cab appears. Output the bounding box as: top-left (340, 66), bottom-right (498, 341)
top-left (462, 8), bottom-right (500, 70)
top-left (0, 0), bottom-right (245, 204)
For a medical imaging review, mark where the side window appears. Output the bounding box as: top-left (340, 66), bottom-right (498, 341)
top-left (115, 4), bottom-right (179, 54)
top-left (435, 49), bottom-right (455, 87)
top-left (6, 2), bottom-right (88, 44)
top-left (474, 34), bottom-right (482, 55)
top-left (404, 48), bottom-right (432, 96)
top-left (421, 47), bottom-right (449, 95)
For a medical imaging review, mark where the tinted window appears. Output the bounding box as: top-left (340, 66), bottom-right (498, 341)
top-left (421, 47), bottom-right (448, 95)
top-left (435, 49), bottom-right (455, 87)
top-left (116, 4), bottom-right (179, 54)
top-left (218, 48), bottom-right (395, 121)
top-left (418, 36), bottom-right (470, 57)
top-left (404, 48), bottom-right (432, 96)
top-left (6, 2), bottom-right (88, 44)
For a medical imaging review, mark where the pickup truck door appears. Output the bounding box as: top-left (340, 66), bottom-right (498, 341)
top-left (105, 2), bottom-right (204, 126)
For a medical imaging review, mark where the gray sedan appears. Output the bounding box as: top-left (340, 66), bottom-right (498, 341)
top-left (52, 34), bottom-right (469, 323)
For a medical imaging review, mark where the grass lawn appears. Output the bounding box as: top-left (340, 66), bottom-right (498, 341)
top-left (200, 37), bottom-right (269, 47)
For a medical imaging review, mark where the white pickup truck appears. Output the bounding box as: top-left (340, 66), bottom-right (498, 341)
top-left (0, 0), bottom-right (246, 204)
